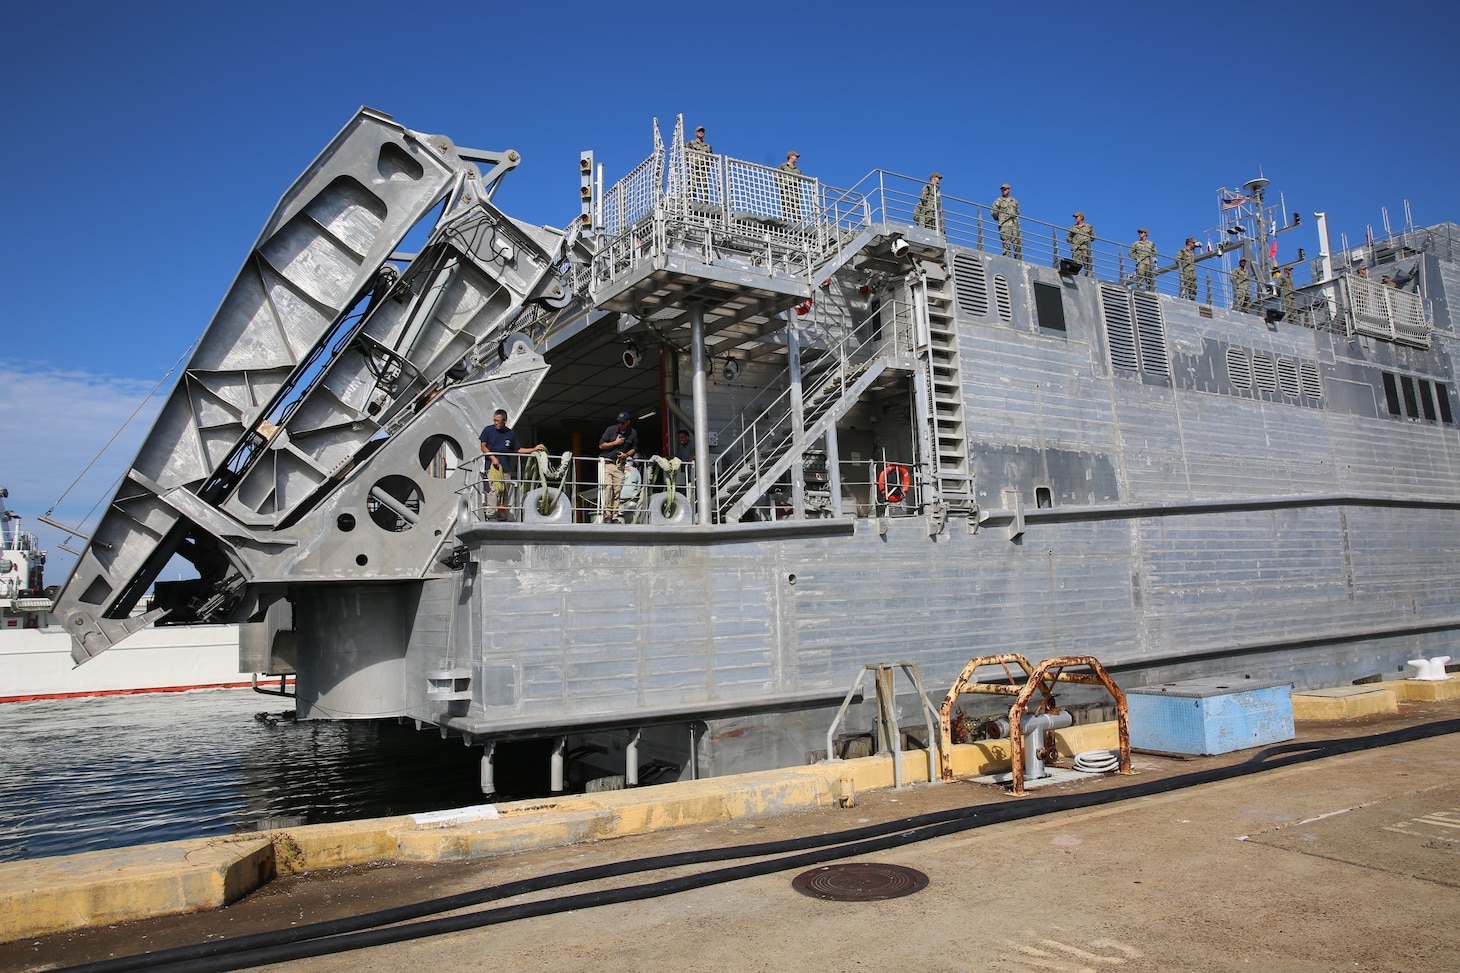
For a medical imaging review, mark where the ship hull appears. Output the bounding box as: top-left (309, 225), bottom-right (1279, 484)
top-left (0, 624), bottom-right (246, 703)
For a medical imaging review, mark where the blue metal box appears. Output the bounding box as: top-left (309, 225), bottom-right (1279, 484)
top-left (1126, 678), bottom-right (1294, 755)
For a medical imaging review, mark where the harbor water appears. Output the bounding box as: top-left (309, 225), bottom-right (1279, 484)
top-left (0, 688), bottom-right (502, 863)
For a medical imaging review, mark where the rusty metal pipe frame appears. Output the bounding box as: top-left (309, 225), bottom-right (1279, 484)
top-left (937, 654), bottom-right (1132, 794)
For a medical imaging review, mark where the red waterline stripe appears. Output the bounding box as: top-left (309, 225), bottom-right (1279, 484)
top-left (0, 680), bottom-right (261, 704)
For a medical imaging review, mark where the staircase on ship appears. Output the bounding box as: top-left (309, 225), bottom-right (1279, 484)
top-left (583, 116), bottom-right (975, 525)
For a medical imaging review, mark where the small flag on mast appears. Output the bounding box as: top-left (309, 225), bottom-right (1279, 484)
top-left (1221, 195), bottom-right (1248, 211)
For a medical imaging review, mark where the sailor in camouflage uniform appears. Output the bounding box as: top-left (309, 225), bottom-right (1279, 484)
top-left (686, 125), bottom-right (713, 201)
top-left (992, 183), bottom-right (1021, 258)
top-left (1130, 228), bottom-right (1156, 291)
top-left (1230, 257), bottom-right (1252, 312)
top-left (1066, 212), bottom-right (1094, 275)
top-left (777, 151), bottom-right (803, 223)
top-left (1177, 237), bottom-right (1198, 300)
top-left (1276, 266), bottom-right (1297, 321)
top-left (913, 172), bottom-right (943, 231)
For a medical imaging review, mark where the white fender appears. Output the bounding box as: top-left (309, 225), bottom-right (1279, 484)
top-left (648, 492), bottom-right (692, 525)
top-left (522, 488), bottom-right (572, 524)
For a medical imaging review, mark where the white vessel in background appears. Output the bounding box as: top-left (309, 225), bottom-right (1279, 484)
top-left (0, 490), bottom-right (247, 703)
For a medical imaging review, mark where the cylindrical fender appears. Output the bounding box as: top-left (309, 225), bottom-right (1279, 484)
top-left (648, 492), bottom-right (693, 525)
top-left (522, 488), bottom-right (572, 524)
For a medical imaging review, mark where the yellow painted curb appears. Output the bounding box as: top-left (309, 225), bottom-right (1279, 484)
top-left (1385, 678), bottom-right (1460, 702)
top-left (0, 836), bottom-right (273, 942)
top-left (0, 718), bottom-right (1143, 943)
top-left (1052, 722), bottom-right (1122, 756)
top-left (1292, 687), bottom-right (1398, 720)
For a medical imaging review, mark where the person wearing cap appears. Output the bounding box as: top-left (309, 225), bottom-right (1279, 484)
top-left (1177, 237), bottom-right (1199, 301)
top-left (1066, 212), bottom-right (1094, 276)
top-left (1130, 228), bottom-right (1156, 291)
top-left (1230, 257), bottom-right (1253, 313)
top-left (914, 172), bottom-right (944, 232)
top-left (777, 151), bottom-right (803, 223)
top-left (1275, 265), bottom-right (1297, 321)
top-left (686, 125), bottom-right (713, 201)
top-left (598, 410), bottom-right (639, 523)
top-left (992, 183), bottom-right (1022, 258)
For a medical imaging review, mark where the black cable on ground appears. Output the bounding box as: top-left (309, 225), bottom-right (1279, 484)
top-left (55, 718), bottom-right (1460, 973)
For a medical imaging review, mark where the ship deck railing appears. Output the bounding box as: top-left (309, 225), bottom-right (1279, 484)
top-left (457, 453), bottom-right (928, 527)
top-left (589, 144), bottom-right (1430, 346)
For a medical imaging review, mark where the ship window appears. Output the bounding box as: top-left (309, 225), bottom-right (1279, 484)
top-left (337, 513), bottom-right (356, 532)
top-left (1252, 353), bottom-right (1277, 393)
top-left (1381, 373), bottom-right (1402, 416)
top-left (1299, 361), bottom-right (1323, 398)
top-left (1035, 486), bottom-right (1052, 508)
top-left (953, 252), bottom-right (989, 317)
top-left (1400, 375), bottom-right (1419, 418)
top-left (1226, 348), bottom-right (1251, 389)
top-left (993, 275), bottom-right (1013, 322)
top-left (1418, 379), bottom-right (1437, 421)
top-left (1276, 358), bottom-right (1301, 398)
top-left (1436, 382), bottom-right (1454, 423)
top-left (1033, 282), bottom-right (1066, 333)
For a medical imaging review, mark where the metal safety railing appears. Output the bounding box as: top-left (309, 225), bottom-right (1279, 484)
top-left (1345, 274), bottom-right (1431, 347)
top-left (460, 451), bottom-right (698, 526)
top-left (835, 170), bottom-right (1324, 306)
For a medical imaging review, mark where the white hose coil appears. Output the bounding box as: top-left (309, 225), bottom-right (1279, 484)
top-left (1073, 749), bottom-right (1122, 774)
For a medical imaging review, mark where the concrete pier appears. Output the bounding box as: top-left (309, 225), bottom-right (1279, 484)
top-left (2, 690), bottom-right (1459, 972)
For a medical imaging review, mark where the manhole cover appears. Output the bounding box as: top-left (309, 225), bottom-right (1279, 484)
top-left (791, 863), bottom-right (929, 901)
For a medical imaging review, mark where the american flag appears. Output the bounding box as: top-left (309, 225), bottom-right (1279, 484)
top-left (1221, 194), bottom-right (1248, 211)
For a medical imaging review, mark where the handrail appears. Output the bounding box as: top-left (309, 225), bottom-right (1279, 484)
top-left (710, 301), bottom-right (917, 519)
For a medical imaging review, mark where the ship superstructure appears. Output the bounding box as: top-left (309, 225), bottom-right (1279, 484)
top-left (50, 109), bottom-right (1460, 790)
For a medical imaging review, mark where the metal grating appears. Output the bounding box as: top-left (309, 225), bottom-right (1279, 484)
top-left (1226, 347), bottom-right (1252, 389)
top-left (1299, 361), bottom-right (1323, 398)
top-left (993, 274), bottom-right (1012, 321)
top-left (1101, 285), bottom-right (1138, 370)
top-left (1276, 357), bottom-right (1301, 397)
top-left (1133, 292), bottom-right (1168, 375)
top-left (601, 152), bottom-right (662, 237)
top-left (953, 251), bottom-right (989, 316)
top-left (1252, 353), bottom-right (1277, 393)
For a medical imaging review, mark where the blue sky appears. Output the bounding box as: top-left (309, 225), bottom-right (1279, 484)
top-left (4, 0), bottom-right (1457, 580)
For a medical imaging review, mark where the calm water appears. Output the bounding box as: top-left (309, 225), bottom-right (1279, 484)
top-left (0, 688), bottom-right (497, 862)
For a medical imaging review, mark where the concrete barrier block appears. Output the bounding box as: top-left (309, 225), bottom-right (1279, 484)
top-left (1052, 721), bottom-right (1122, 757)
top-left (266, 817), bottom-right (411, 872)
top-left (1292, 687), bottom-right (1398, 720)
top-left (1386, 678), bottom-right (1460, 702)
top-left (0, 837), bottom-right (272, 942)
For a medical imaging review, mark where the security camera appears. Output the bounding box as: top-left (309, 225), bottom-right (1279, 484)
top-left (890, 238), bottom-right (910, 258)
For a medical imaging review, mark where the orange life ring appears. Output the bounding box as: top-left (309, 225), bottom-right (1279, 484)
top-left (878, 463), bottom-right (910, 503)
